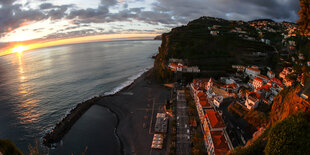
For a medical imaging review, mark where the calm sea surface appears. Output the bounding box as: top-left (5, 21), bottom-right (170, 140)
top-left (0, 40), bottom-right (160, 153)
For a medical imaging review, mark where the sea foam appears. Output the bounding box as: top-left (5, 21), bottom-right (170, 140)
top-left (103, 66), bottom-right (152, 96)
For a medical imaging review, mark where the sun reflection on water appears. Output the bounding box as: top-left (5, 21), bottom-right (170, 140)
top-left (14, 52), bottom-right (40, 124)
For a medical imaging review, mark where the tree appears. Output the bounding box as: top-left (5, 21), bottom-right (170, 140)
top-left (264, 112), bottom-right (310, 155)
top-left (0, 139), bottom-right (22, 155)
top-left (298, 0), bottom-right (310, 36)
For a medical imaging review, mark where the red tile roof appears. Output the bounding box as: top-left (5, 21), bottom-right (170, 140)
top-left (210, 131), bottom-right (230, 155)
top-left (257, 84), bottom-right (271, 91)
top-left (225, 83), bottom-right (237, 88)
top-left (254, 77), bottom-right (263, 82)
top-left (197, 92), bottom-right (205, 98)
top-left (169, 63), bottom-right (178, 68)
top-left (270, 78), bottom-right (283, 87)
top-left (258, 74), bottom-right (269, 80)
top-left (205, 109), bottom-right (226, 129)
top-left (263, 98), bottom-right (269, 103)
top-left (270, 77), bottom-right (281, 83)
top-left (247, 67), bottom-right (260, 72)
top-left (200, 100), bottom-right (212, 108)
top-left (192, 78), bottom-right (210, 85)
top-left (198, 93), bottom-right (212, 108)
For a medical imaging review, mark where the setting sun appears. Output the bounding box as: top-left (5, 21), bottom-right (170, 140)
top-left (12, 46), bottom-right (28, 53)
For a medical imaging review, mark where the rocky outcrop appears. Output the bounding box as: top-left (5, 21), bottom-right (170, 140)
top-left (43, 96), bottom-right (101, 147)
top-left (154, 35), bottom-right (162, 40)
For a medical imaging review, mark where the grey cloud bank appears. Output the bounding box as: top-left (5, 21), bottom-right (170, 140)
top-left (0, 0), bottom-right (299, 41)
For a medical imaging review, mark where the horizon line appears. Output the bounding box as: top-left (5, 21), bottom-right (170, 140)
top-left (0, 33), bottom-right (159, 57)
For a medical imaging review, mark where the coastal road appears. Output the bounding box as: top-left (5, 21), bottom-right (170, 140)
top-left (176, 87), bottom-right (191, 155)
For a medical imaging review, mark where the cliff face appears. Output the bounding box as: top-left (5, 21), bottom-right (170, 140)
top-left (153, 33), bottom-right (173, 82)
top-left (270, 86), bottom-right (309, 124)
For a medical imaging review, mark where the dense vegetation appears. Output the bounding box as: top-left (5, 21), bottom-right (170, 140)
top-left (298, 0), bottom-right (310, 36)
top-left (0, 139), bottom-right (22, 155)
top-left (265, 112), bottom-right (310, 154)
top-left (154, 16), bottom-right (276, 82)
top-left (229, 129), bottom-right (269, 155)
top-left (229, 112), bottom-right (310, 155)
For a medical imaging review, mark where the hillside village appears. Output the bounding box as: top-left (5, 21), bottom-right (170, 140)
top-left (155, 17), bottom-right (310, 155)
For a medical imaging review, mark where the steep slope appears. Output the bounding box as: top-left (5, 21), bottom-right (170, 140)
top-left (270, 86), bottom-right (310, 124)
top-left (153, 16), bottom-right (276, 82)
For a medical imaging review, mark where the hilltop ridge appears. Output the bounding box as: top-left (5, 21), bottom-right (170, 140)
top-left (154, 16), bottom-right (295, 82)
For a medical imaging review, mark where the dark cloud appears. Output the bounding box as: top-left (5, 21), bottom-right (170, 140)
top-left (152, 0), bottom-right (299, 23)
top-left (0, 0), bottom-right (15, 6)
top-left (43, 29), bottom-right (97, 39)
top-left (39, 3), bottom-right (53, 9)
top-left (33, 28), bottom-right (44, 32)
top-left (0, 1), bottom-right (76, 37)
top-left (0, 0), bottom-right (300, 42)
top-left (0, 3), bottom-right (46, 37)
top-left (39, 3), bottom-right (74, 20)
top-left (100, 0), bottom-right (117, 7)
top-left (66, 0), bottom-right (119, 23)
top-left (135, 11), bottom-right (177, 24)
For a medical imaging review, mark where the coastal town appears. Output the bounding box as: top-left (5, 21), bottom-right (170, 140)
top-left (37, 17), bottom-right (309, 155)
top-left (149, 18), bottom-right (310, 155)
top-left (1, 0), bottom-right (310, 155)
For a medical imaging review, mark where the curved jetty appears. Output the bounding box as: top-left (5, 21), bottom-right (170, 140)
top-left (43, 96), bottom-right (101, 147)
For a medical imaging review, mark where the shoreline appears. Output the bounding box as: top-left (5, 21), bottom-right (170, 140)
top-left (43, 68), bottom-right (154, 150)
top-left (98, 68), bottom-right (155, 154)
top-left (97, 103), bottom-right (124, 155)
top-left (95, 68), bottom-right (170, 154)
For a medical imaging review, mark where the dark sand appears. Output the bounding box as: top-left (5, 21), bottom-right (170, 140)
top-left (50, 69), bottom-right (170, 155)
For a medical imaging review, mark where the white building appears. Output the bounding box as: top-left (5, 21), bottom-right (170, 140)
top-left (210, 31), bottom-right (219, 36)
top-left (261, 39), bottom-right (270, 45)
top-left (232, 65), bottom-right (245, 72)
top-left (176, 63), bottom-right (184, 72)
top-left (213, 96), bottom-right (224, 108)
top-left (299, 53), bottom-right (305, 60)
top-left (245, 92), bottom-right (261, 110)
top-left (257, 74), bottom-right (269, 83)
top-left (168, 63), bottom-right (178, 71)
top-left (245, 66), bottom-right (261, 78)
top-left (267, 71), bottom-right (275, 79)
top-left (253, 77), bottom-right (264, 89)
top-left (289, 40), bottom-right (296, 46)
top-left (184, 66), bottom-right (200, 73)
top-left (206, 78), bottom-right (214, 92)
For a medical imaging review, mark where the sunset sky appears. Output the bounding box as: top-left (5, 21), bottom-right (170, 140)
top-left (0, 0), bottom-right (299, 55)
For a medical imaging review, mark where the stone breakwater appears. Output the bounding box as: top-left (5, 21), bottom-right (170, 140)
top-left (43, 96), bottom-right (101, 147)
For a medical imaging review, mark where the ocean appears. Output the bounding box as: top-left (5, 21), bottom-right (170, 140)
top-left (0, 40), bottom-right (160, 153)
